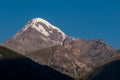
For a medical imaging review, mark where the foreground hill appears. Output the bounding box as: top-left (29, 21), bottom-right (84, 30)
top-left (0, 46), bottom-right (74, 80)
top-left (86, 57), bottom-right (120, 80)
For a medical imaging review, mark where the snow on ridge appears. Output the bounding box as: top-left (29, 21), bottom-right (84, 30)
top-left (16, 18), bottom-right (66, 40)
top-left (32, 18), bottom-right (51, 28)
top-left (32, 18), bottom-right (66, 39)
top-left (32, 23), bottom-right (50, 36)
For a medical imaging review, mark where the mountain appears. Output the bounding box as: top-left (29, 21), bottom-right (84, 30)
top-left (26, 42), bottom-right (120, 79)
top-left (2, 18), bottom-right (120, 79)
top-left (3, 18), bottom-right (67, 54)
top-left (86, 57), bottom-right (120, 80)
top-left (0, 46), bottom-right (74, 80)
top-left (26, 46), bottom-right (92, 80)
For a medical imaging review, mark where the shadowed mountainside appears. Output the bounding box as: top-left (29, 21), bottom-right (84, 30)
top-left (0, 46), bottom-right (74, 80)
top-left (86, 57), bottom-right (120, 80)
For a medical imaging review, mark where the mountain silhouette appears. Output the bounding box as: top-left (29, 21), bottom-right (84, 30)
top-left (86, 57), bottom-right (120, 80)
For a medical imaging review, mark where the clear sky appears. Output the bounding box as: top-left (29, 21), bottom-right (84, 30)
top-left (0, 0), bottom-right (120, 49)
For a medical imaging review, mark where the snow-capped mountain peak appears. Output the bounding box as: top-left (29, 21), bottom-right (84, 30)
top-left (3, 18), bottom-right (68, 53)
top-left (18, 18), bottom-right (66, 41)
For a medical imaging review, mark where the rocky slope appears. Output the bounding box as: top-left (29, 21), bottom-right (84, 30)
top-left (26, 46), bottom-right (92, 79)
top-left (62, 38), bottom-right (120, 67)
top-left (0, 46), bottom-right (74, 80)
top-left (3, 18), bottom-right (67, 54)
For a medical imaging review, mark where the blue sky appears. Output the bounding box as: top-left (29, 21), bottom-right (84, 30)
top-left (0, 0), bottom-right (120, 49)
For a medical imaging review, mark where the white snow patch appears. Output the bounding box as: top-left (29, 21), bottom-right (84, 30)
top-left (16, 18), bottom-right (66, 40)
top-left (32, 24), bottom-right (50, 36)
top-left (49, 30), bottom-right (53, 33)
top-left (32, 18), bottom-right (51, 28)
top-left (32, 18), bottom-right (66, 40)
